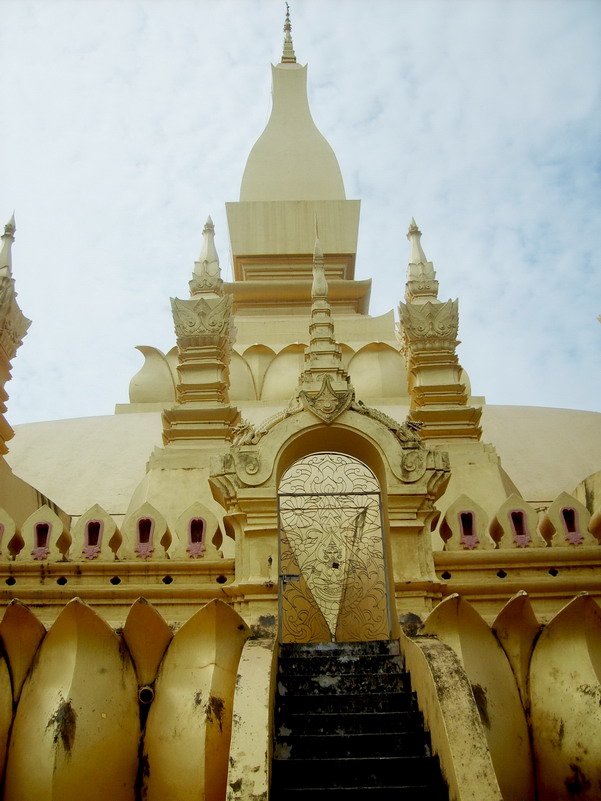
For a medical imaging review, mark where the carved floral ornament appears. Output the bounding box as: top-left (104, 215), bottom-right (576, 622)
top-left (398, 299), bottom-right (459, 341)
top-left (188, 271), bottom-right (223, 297)
top-left (228, 380), bottom-right (429, 485)
top-left (170, 294), bottom-right (234, 338)
top-left (0, 277), bottom-right (31, 359)
top-left (298, 375), bottom-right (354, 423)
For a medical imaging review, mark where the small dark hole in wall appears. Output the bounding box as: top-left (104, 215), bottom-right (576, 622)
top-left (110, 576), bottom-right (121, 585)
top-left (441, 571), bottom-right (452, 580)
top-left (56, 576), bottom-right (68, 586)
top-left (5, 577), bottom-right (16, 586)
top-left (497, 570), bottom-right (507, 578)
top-left (548, 568), bottom-right (559, 577)
top-left (138, 686), bottom-right (155, 704)
top-left (162, 575), bottom-right (173, 584)
top-left (216, 575), bottom-right (227, 584)
top-left (332, 562), bottom-right (339, 569)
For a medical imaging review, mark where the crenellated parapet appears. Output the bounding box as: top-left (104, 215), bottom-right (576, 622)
top-left (433, 491), bottom-right (601, 622)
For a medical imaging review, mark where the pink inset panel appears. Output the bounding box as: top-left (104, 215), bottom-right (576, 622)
top-left (135, 518), bottom-right (155, 559)
top-left (561, 507), bottom-right (583, 546)
top-left (83, 520), bottom-right (103, 559)
top-left (187, 518), bottom-right (206, 559)
top-left (458, 511), bottom-right (479, 550)
top-left (32, 522), bottom-right (51, 560)
top-left (510, 510), bottom-right (531, 548)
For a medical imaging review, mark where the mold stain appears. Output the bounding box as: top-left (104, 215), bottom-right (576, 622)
top-left (205, 695), bottom-right (225, 732)
top-left (565, 762), bottom-right (591, 796)
top-left (46, 697), bottom-right (77, 756)
top-left (471, 683), bottom-right (490, 729)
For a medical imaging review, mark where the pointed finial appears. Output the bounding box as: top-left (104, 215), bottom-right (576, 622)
top-left (281, 3), bottom-right (297, 63)
top-left (407, 218), bottom-right (428, 264)
top-left (198, 216), bottom-right (219, 268)
top-left (404, 217), bottom-right (438, 303)
top-left (0, 213), bottom-right (16, 278)
top-left (189, 215), bottom-right (223, 296)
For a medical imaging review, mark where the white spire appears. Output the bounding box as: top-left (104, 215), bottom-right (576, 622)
top-left (189, 216), bottom-right (223, 297)
top-left (407, 218), bottom-right (429, 265)
top-left (197, 216), bottom-right (219, 270)
top-left (281, 3), bottom-right (296, 63)
top-left (405, 218), bottom-right (438, 303)
top-left (0, 214), bottom-right (16, 279)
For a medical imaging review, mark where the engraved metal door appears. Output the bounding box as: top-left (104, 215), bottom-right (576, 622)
top-left (278, 452), bottom-right (391, 643)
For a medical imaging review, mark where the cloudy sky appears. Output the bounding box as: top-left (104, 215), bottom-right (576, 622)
top-left (1, 0), bottom-right (599, 425)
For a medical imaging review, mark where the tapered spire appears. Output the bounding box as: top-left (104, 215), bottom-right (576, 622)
top-left (281, 3), bottom-right (296, 63)
top-left (405, 218), bottom-right (438, 304)
top-left (0, 214), bottom-right (16, 279)
top-left (407, 218), bottom-right (428, 264)
top-left (299, 235), bottom-right (349, 392)
top-left (189, 216), bottom-right (223, 297)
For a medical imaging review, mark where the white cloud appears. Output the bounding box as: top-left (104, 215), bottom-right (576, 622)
top-left (0, 0), bottom-right (599, 425)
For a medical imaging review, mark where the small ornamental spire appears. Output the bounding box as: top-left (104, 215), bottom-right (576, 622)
top-left (311, 235), bottom-right (328, 301)
top-left (407, 218), bottom-right (428, 265)
top-left (405, 217), bottom-right (438, 303)
top-left (281, 3), bottom-right (297, 63)
top-left (189, 215), bottom-right (223, 297)
top-left (0, 214), bottom-right (16, 279)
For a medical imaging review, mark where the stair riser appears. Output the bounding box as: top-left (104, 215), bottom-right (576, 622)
top-left (278, 673), bottom-right (408, 695)
top-left (278, 655), bottom-right (404, 675)
top-left (280, 641), bottom-right (400, 657)
top-left (275, 786), bottom-right (447, 800)
top-left (274, 731), bottom-right (431, 759)
top-left (272, 755), bottom-right (441, 787)
top-left (277, 711), bottom-right (422, 735)
top-left (280, 693), bottom-right (415, 715)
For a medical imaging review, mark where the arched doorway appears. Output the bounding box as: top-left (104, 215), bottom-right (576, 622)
top-left (278, 452), bottom-right (392, 643)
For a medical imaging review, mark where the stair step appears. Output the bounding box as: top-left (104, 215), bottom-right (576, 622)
top-left (275, 785), bottom-right (448, 800)
top-left (280, 691), bottom-right (416, 715)
top-left (277, 710), bottom-right (422, 735)
top-left (280, 640), bottom-right (400, 657)
top-left (278, 653), bottom-right (404, 675)
top-left (272, 640), bottom-right (448, 799)
top-left (278, 671), bottom-right (408, 696)
top-left (274, 731), bottom-right (431, 759)
top-left (272, 755), bottom-right (442, 788)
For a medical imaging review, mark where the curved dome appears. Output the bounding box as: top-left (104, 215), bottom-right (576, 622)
top-left (240, 63), bottom-right (346, 201)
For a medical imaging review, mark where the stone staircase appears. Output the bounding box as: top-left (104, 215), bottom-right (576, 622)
top-left (271, 640), bottom-right (448, 800)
